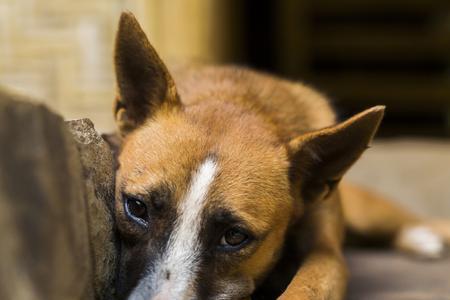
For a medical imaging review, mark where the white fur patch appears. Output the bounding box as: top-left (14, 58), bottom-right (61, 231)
top-left (152, 158), bottom-right (218, 298)
top-left (397, 225), bottom-right (445, 258)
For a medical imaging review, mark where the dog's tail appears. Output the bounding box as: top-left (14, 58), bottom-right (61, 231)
top-left (340, 182), bottom-right (449, 259)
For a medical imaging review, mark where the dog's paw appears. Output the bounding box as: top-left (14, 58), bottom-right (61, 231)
top-left (395, 225), bottom-right (446, 259)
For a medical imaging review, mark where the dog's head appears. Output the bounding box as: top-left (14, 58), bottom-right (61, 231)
top-left (113, 12), bottom-right (384, 300)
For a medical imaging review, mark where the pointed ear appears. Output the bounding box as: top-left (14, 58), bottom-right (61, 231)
top-left (288, 106), bottom-right (385, 202)
top-left (114, 12), bottom-right (180, 135)
top-left (101, 132), bottom-right (122, 165)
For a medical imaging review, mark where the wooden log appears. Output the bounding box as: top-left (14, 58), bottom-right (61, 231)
top-left (66, 118), bottom-right (117, 300)
top-left (0, 89), bottom-right (117, 300)
top-left (0, 89), bottom-right (94, 300)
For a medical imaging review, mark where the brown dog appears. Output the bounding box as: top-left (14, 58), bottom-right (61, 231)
top-left (111, 12), bottom-right (450, 300)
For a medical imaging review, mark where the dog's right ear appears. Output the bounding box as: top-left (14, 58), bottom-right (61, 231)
top-left (114, 12), bottom-right (180, 135)
top-left (101, 132), bottom-right (122, 167)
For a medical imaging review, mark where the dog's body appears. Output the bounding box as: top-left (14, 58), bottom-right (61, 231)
top-left (112, 13), bottom-right (450, 300)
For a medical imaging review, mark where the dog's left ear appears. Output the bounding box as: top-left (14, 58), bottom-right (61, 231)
top-left (288, 106), bottom-right (385, 203)
top-left (114, 12), bottom-right (180, 135)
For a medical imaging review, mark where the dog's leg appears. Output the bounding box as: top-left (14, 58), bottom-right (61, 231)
top-left (278, 191), bottom-right (348, 300)
top-left (340, 182), bottom-right (449, 258)
top-left (277, 249), bottom-right (347, 300)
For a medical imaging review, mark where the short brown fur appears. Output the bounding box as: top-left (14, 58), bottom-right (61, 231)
top-left (112, 12), bottom-right (450, 300)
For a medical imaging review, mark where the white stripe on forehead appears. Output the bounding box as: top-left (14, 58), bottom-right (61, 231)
top-left (152, 157), bottom-right (218, 298)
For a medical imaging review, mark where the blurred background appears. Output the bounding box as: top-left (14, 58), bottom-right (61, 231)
top-left (1, 0), bottom-right (450, 134)
top-left (0, 0), bottom-right (449, 217)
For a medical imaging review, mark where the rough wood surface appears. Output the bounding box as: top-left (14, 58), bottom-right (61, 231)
top-left (66, 118), bottom-right (117, 300)
top-left (0, 90), bottom-right (117, 300)
top-left (0, 90), bottom-right (94, 300)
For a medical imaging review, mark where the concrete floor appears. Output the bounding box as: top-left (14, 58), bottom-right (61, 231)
top-left (346, 249), bottom-right (450, 300)
top-left (346, 138), bottom-right (450, 219)
top-left (345, 139), bottom-right (450, 299)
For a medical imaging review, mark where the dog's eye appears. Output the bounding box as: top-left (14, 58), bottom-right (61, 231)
top-left (219, 228), bottom-right (249, 250)
top-left (124, 195), bottom-right (148, 225)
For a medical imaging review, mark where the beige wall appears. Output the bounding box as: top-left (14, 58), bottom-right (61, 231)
top-left (141, 0), bottom-right (232, 64)
top-left (0, 0), bottom-right (123, 131)
top-left (0, 0), bottom-right (226, 132)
